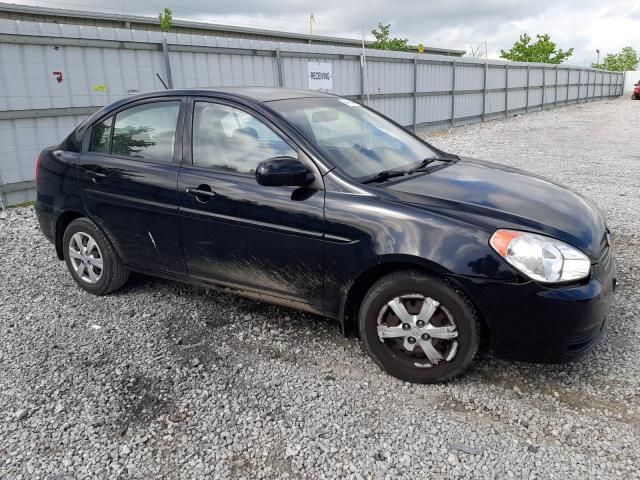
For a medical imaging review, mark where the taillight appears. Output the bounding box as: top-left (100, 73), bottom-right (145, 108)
top-left (36, 152), bottom-right (42, 188)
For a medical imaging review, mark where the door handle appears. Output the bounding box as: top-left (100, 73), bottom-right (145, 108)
top-left (185, 185), bottom-right (216, 202)
top-left (86, 170), bottom-right (107, 183)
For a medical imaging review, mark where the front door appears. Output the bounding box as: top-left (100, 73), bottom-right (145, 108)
top-left (78, 98), bottom-right (186, 274)
top-left (177, 99), bottom-right (325, 307)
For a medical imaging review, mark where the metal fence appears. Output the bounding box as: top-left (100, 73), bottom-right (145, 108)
top-left (0, 19), bottom-right (624, 207)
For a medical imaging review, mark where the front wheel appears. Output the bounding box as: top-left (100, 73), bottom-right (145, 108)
top-left (63, 218), bottom-right (129, 295)
top-left (358, 271), bottom-right (479, 383)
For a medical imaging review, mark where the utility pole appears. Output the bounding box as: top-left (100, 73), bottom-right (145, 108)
top-left (308, 13), bottom-right (314, 35)
top-left (596, 49), bottom-right (600, 65)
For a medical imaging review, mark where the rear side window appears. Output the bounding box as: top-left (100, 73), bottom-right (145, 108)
top-left (89, 116), bottom-right (113, 153)
top-left (88, 101), bottom-right (180, 163)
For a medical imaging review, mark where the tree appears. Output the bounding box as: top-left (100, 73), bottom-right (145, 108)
top-left (159, 8), bottom-right (173, 32)
top-left (370, 23), bottom-right (409, 52)
top-left (592, 47), bottom-right (638, 71)
top-left (500, 33), bottom-right (574, 64)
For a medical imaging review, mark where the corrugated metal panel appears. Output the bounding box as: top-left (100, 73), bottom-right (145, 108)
top-left (369, 96), bottom-right (413, 126)
top-left (568, 85), bottom-right (579, 100)
top-left (529, 69), bottom-right (543, 87)
top-left (417, 63), bottom-right (452, 92)
top-left (507, 89), bottom-right (527, 110)
top-left (416, 94), bottom-right (451, 123)
top-left (509, 68), bottom-right (527, 88)
top-left (557, 69), bottom-right (569, 85)
top-left (171, 51), bottom-right (278, 89)
top-left (454, 92), bottom-right (482, 118)
top-left (568, 70), bottom-right (580, 84)
top-left (487, 66), bottom-right (506, 89)
top-left (0, 18), bottom-right (625, 205)
top-left (544, 87), bottom-right (556, 104)
top-left (557, 85), bottom-right (568, 101)
top-left (0, 114), bottom-right (86, 184)
top-left (544, 68), bottom-right (556, 84)
top-left (485, 91), bottom-right (506, 113)
top-left (528, 88), bottom-right (543, 106)
top-left (368, 60), bottom-right (413, 95)
top-left (455, 65), bottom-right (483, 91)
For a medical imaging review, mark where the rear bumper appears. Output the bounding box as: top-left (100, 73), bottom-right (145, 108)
top-left (34, 201), bottom-right (56, 244)
top-left (453, 251), bottom-right (618, 363)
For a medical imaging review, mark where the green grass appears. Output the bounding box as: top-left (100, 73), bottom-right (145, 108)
top-left (7, 200), bottom-right (34, 208)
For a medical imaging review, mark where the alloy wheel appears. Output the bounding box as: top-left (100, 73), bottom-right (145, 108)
top-left (376, 294), bottom-right (459, 368)
top-left (68, 232), bottom-right (104, 284)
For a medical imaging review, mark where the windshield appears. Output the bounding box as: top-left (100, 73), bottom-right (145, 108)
top-left (268, 97), bottom-right (440, 180)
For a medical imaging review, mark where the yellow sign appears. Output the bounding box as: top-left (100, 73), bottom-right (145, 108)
top-left (93, 85), bottom-right (108, 92)
top-left (418, 44), bottom-right (425, 54)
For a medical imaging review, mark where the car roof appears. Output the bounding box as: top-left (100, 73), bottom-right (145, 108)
top-left (146, 86), bottom-right (336, 103)
top-left (205, 86), bottom-right (335, 102)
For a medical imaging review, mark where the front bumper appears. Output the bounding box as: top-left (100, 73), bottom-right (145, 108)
top-left (453, 250), bottom-right (618, 363)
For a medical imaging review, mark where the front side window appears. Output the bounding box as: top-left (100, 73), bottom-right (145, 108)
top-left (269, 97), bottom-right (438, 180)
top-left (192, 102), bottom-right (297, 175)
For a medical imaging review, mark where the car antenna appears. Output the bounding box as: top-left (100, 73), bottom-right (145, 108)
top-left (155, 72), bottom-right (169, 90)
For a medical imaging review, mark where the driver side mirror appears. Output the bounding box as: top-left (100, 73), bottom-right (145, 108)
top-left (255, 156), bottom-right (314, 187)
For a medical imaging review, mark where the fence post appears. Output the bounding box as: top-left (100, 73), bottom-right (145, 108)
top-left (359, 54), bottom-right (365, 104)
top-left (275, 48), bottom-right (284, 87)
top-left (504, 64), bottom-right (509, 117)
top-left (554, 66), bottom-right (558, 108)
top-left (161, 39), bottom-right (174, 89)
top-left (566, 70), bottom-right (570, 106)
top-left (482, 61), bottom-right (488, 122)
top-left (526, 65), bottom-right (530, 113)
top-left (451, 61), bottom-right (456, 127)
top-left (541, 66), bottom-right (546, 110)
top-left (412, 57), bottom-right (418, 132)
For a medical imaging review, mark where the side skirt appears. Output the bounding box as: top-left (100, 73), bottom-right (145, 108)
top-left (126, 265), bottom-right (330, 318)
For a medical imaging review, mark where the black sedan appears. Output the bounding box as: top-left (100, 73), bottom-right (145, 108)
top-left (35, 87), bottom-right (618, 383)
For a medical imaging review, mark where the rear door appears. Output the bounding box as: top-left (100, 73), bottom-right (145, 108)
top-left (177, 98), bottom-right (325, 307)
top-left (78, 97), bottom-right (186, 274)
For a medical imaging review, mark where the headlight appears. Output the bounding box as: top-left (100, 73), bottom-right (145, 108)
top-left (489, 229), bottom-right (591, 284)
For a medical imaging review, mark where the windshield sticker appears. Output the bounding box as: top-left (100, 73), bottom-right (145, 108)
top-left (338, 98), bottom-right (361, 107)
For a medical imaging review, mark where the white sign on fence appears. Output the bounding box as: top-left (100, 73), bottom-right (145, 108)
top-left (308, 62), bottom-right (333, 90)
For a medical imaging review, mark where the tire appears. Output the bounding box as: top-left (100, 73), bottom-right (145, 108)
top-left (358, 271), bottom-right (479, 383)
top-left (63, 217), bottom-right (129, 295)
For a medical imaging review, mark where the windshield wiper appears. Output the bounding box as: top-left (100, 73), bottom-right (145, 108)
top-left (406, 156), bottom-right (457, 175)
top-left (361, 155), bottom-right (459, 185)
top-left (361, 169), bottom-right (407, 184)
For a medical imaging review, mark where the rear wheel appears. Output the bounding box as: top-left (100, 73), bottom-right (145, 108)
top-left (63, 218), bottom-right (129, 295)
top-left (358, 271), bottom-right (479, 383)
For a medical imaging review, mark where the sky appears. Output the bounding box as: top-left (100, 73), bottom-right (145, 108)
top-left (9, 0), bottom-right (640, 65)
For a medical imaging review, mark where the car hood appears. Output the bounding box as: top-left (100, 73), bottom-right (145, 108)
top-left (377, 157), bottom-right (607, 260)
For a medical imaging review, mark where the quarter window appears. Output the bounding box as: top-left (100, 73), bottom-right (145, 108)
top-left (192, 102), bottom-right (297, 175)
top-left (88, 116), bottom-right (113, 153)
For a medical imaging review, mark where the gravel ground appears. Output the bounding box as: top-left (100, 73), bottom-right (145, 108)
top-left (1, 97), bottom-right (639, 479)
